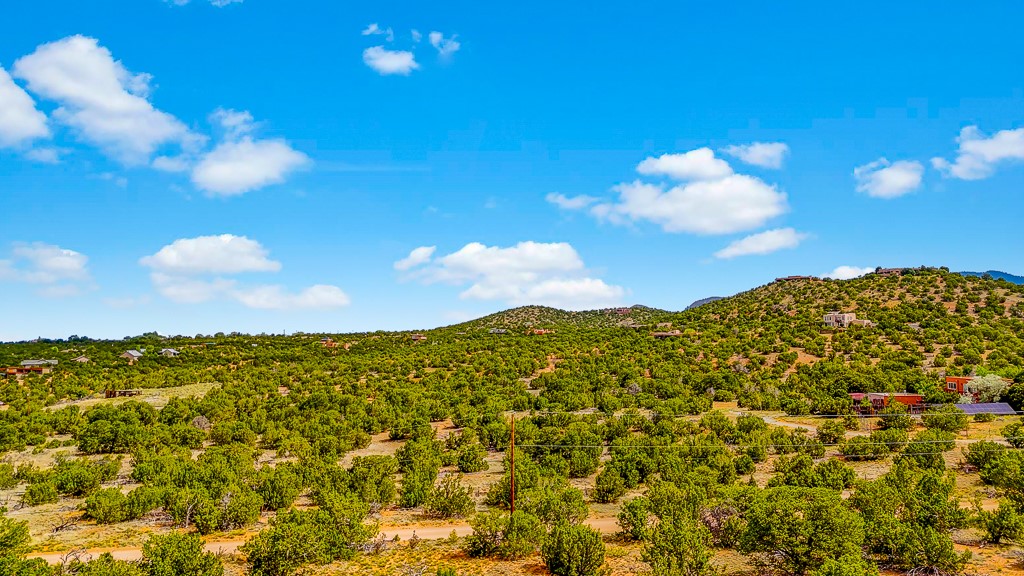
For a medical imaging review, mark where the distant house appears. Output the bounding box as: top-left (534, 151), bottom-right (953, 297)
top-left (488, 328), bottom-right (508, 335)
top-left (410, 334), bottom-right (427, 341)
top-left (849, 392), bottom-right (925, 414)
top-left (159, 348), bottom-right (180, 358)
top-left (945, 375), bottom-right (1012, 402)
top-left (20, 359), bottom-right (58, 367)
top-left (656, 322), bottom-right (673, 329)
top-left (120, 350), bottom-right (144, 362)
top-left (824, 312), bottom-right (872, 328)
top-left (652, 330), bottom-right (684, 339)
top-left (875, 267), bottom-right (905, 276)
top-left (72, 355), bottom-right (90, 363)
top-left (320, 338), bottom-right (338, 348)
top-left (613, 308), bottom-right (631, 315)
top-left (530, 329), bottom-right (555, 335)
top-left (3, 365), bottom-right (52, 377)
top-left (776, 275), bottom-right (815, 282)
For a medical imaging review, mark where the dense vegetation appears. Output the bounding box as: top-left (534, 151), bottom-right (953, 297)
top-left (1, 267), bottom-right (1023, 575)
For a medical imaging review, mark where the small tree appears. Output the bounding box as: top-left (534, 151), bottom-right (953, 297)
top-left (542, 522), bottom-right (606, 576)
top-left (740, 486), bottom-right (864, 576)
top-left (970, 374), bottom-right (1010, 403)
top-left (978, 500), bottom-right (1024, 544)
top-left (644, 515), bottom-right (717, 576)
top-left (426, 474), bottom-right (474, 518)
top-left (142, 532), bottom-right (223, 576)
top-left (617, 497), bottom-right (654, 541)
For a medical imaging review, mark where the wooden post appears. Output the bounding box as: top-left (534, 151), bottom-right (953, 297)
top-left (509, 415), bottom-right (516, 514)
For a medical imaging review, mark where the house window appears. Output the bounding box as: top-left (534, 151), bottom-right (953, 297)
top-left (947, 382), bottom-right (956, 390)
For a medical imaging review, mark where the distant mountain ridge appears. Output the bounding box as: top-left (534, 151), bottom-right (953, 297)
top-left (959, 270), bottom-right (1024, 284)
top-left (687, 297), bottom-right (724, 310)
top-left (446, 304), bottom-right (670, 330)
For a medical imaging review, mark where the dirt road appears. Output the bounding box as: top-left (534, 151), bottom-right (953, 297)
top-left (27, 516), bottom-right (620, 565)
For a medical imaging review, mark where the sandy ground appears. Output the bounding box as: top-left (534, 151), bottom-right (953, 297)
top-left (26, 516), bottom-right (621, 564)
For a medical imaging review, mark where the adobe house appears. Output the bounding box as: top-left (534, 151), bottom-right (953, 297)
top-left (652, 330), bottom-right (684, 339)
top-left (945, 375), bottom-right (1012, 402)
top-left (849, 392), bottom-right (925, 415)
top-left (824, 312), bottom-right (872, 328)
top-left (72, 355), bottom-right (90, 363)
top-left (120, 350), bottom-right (144, 363)
top-left (410, 334), bottom-right (427, 341)
top-left (530, 329), bottom-right (555, 335)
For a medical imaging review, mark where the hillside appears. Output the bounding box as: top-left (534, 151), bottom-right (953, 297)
top-left (445, 304), bottom-right (671, 330)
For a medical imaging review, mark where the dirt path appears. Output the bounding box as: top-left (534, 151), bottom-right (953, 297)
top-left (27, 517), bottom-right (620, 565)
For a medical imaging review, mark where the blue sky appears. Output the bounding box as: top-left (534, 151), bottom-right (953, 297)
top-left (1, 1), bottom-right (1022, 340)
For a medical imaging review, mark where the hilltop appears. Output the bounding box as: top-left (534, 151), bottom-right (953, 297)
top-left (445, 304), bottom-right (670, 330)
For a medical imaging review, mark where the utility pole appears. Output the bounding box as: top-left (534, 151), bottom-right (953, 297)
top-left (509, 415), bottom-right (516, 514)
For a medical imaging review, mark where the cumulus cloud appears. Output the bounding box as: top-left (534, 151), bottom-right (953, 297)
top-left (0, 66), bottom-right (49, 148)
top-left (722, 142), bottom-right (789, 169)
top-left (0, 242), bottom-right (91, 297)
top-left (142, 235), bottom-right (348, 310)
top-left (636, 148), bottom-right (733, 181)
top-left (590, 176), bottom-right (787, 235)
top-left (932, 126), bottom-right (1024, 180)
top-left (139, 234), bottom-right (281, 275)
top-left (190, 108), bottom-right (309, 196)
top-left (565, 147), bottom-right (788, 235)
top-left (823, 266), bottom-right (875, 280)
top-left (853, 158), bottom-right (923, 199)
top-left (394, 246), bottom-right (436, 271)
top-left (363, 46), bottom-right (419, 75)
top-left (546, 193), bottom-right (599, 210)
top-left (713, 228), bottom-right (808, 259)
top-left (429, 31), bottom-right (461, 57)
top-left (397, 241), bottom-right (626, 309)
top-left (13, 35), bottom-right (200, 163)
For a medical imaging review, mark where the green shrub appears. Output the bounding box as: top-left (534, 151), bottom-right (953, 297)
top-left (22, 482), bottom-right (59, 506)
top-left (141, 532), bottom-right (223, 576)
top-left (542, 522), bottom-right (606, 576)
top-left (426, 474), bottom-right (474, 518)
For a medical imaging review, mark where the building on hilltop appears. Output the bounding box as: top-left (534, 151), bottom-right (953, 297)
top-left (410, 334), bottom-right (427, 342)
top-left (120, 350), bottom-right (144, 363)
top-left (824, 312), bottom-right (873, 328)
top-left (159, 348), bottom-right (180, 358)
top-left (488, 328), bottom-right (508, 334)
top-left (652, 330), bottom-right (684, 339)
top-left (20, 359), bottom-right (58, 367)
top-left (776, 275), bottom-right (815, 282)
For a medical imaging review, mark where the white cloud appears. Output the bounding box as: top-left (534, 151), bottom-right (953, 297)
top-left (190, 108), bottom-right (309, 196)
top-left (722, 142), bottom-right (789, 169)
top-left (24, 148), bottom-right (61, 163)
top-left (149, 272), bottom-right (236, 304)
top-left (363, 46), bottom-right (419, 76)
top-left (823, 266), bottom-right (874, 280)
top-left (636, 148), bottom-right (733, 181)
top-left (13, 35), bottom-right (200, 163)
top-left (853, 158), bottom-right (923, 199)
top-left (932, 126), bottom-right (1024, 180)
top-left (412, 30), bottom-right (423, 43)
top-left (400, 241), bottom-right (626, 309)
top-left (362, 23), bottom-right (395, 42)
top-left (232, 284), bottom-right (350, 310)
top-left (142, 234), bottom-right (349, 310)
top-left (140, 234), bottom-right (281, 275)
top-left (0, 242), bottom-right (91, 297)
top-left (591, 176), bottom-right (787, 235)
top-left (0, 66), bottom-right (49, 148)
top-left (546, 192), bottom-right (599, 210)
top-left (713, 228), bottom-right (808, 259)
top-left (394, 246), bottom-right (436, 271)
top-left (192, 137), bottom-right (308, 196)
top-left (429, 31), bottom-right (461, 57)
